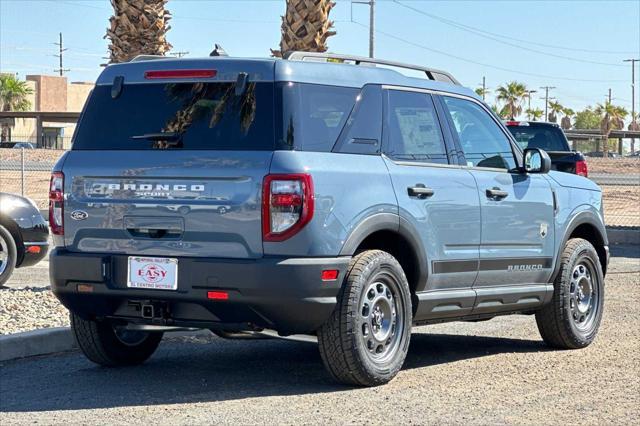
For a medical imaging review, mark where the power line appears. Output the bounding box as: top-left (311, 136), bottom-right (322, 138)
top-left (391, 0), bottom-right (638, 56)
top-left (351, 21), bottom-right (626, 83)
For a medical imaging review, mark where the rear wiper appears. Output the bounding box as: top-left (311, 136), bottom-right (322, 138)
top-left (131, 132), bottom-right (181, 141)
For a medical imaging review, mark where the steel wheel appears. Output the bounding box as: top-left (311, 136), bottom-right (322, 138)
top-left (0, 233), bottom-right (8, 276)
top-left (359, 273), bottom-right (405, 364)
top-left (569, 260), bottom-right (599, 330)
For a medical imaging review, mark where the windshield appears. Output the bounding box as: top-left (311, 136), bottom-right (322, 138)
top-left (507, 125), bottom-right (570, 152)
top-left (72, 82), bottom-right (275, 150)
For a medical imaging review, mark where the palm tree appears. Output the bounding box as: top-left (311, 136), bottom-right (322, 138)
top-left (547, 101), bottom-right (564, 123)
top-left (526, 108), bottom-right (544, 121)
top-left (628, 112), bottom-right (639, 154)
top-left (475, 87), bottom-right (489, 100)
top-left (561, 107), bottom-right (574, 130)
top-left (495, 81), bottom-right (527, 120)
top-left (595, 102), bottom-right (628, 156)
top-left (105, 0), bottom-right (172, 63)
top-left (0, 74), bottom-right (33, 142)
top-left (272, 0), bottom-right (336, 57)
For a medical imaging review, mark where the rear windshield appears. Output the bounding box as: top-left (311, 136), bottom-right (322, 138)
top-left (507, 125), bottom-right (570, 152)
top-left (73, 81), bottom-right (362, 152)
top-left (73, 82), bottom-right (275, 150)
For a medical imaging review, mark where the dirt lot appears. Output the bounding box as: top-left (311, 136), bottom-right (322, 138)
top-left (588, 157), bottom-right (640, 174)
top-left (602, 185), bottom-right (640, 227)
top-left (0, 247), bottom-right (638, 424)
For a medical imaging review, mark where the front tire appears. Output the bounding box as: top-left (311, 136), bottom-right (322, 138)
top-left (71, 314), bottom-right (163, 366)
top-left (318, 250), bottom-right (412, 386)
top-left (536, 238), bottom-right (604, 349)
top-left (0, 224), bottom-right (17, 287)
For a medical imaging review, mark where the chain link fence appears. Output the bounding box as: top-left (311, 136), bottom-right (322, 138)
top-left (0, 149), bottom-right (638, 228)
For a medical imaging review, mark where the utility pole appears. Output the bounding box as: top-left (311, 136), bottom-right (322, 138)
top-left (352, 0), bottom-right (375, 58)
top-left (623, 59), bottom-right (639, 120)
top-left (540, 86), bottom-right (556, 121)
top-left (481, 76), bottom-right (486, 100)
top-left (525, 89), bottom-right (537, 111)
top-left (623, 58), bottom-right (639, 154)
top-left (53, 32), bottom-right (69, 76)
top-left (170, 51), bottom-right (189, 58)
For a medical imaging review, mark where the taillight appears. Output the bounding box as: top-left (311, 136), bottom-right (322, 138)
top-left (49, 172), bottom-right (64, 235)
top-left (262, 174), bottom-right (314, 242)
top-left (576, 160), bottom-right (588, 177)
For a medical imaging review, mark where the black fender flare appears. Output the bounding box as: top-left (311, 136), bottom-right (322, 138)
top-left (551, 209), bottom-right (608, 282)
top-left (339, 213), bottom-right (429, 293)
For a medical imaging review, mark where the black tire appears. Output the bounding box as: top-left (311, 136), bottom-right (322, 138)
top-left (0, 224), bottom-right (18, 287)
top-left (71, 313), bottom-right (163, 366)
top-left (536, 238), bottom-right (604, 349)
top-left (317, 250), bottom-right (412, 386)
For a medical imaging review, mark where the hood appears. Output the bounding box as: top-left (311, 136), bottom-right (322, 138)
top-left (547, 170), bottom-right (600, 191)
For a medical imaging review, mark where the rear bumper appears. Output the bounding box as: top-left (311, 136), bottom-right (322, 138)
top-left (50, 248), bottom-right (350, 335)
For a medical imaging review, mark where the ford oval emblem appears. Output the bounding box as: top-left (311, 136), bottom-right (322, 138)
top-left (70, 210), bottom-right (89, 221)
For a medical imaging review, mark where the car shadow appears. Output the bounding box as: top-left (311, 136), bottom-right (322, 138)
top-left (0, 332), bottom-right (547, 413)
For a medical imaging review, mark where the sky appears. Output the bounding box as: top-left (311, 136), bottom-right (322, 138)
top-left (1, 0), bottom-right (639, 119)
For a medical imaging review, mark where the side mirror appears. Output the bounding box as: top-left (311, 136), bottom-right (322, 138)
top-left (523, 148), bottom-right (551, 174)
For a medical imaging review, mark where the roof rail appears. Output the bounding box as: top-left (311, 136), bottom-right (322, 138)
top-left (285, 51), bottom-right (460, 86)
top-left (129, 55), bottom-right (170, 62)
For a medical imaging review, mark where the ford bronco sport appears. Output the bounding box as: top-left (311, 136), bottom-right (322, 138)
top-left (50, 52), bottom-right (608, 386)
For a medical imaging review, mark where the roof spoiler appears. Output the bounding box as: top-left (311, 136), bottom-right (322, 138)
top-left (284, 51), bottom-right (460, 86)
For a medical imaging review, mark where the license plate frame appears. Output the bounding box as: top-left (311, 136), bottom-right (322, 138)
top-left (127, 256), bottom-right (178, 291)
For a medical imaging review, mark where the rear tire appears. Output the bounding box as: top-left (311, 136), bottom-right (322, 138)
top-left (317, 250), bottom-right (412, 386)
top-left (536, 238), bottom-right (604, 349)
top-left (0, 224), bottom-right (17, 287)
top-left (71, 314), bottom-right (163, 366)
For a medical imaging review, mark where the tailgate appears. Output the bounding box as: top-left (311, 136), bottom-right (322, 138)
top-left (62, 150), bottom-right (271, 259)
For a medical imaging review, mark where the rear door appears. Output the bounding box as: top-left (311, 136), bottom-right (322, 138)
top-left (382, 88), bottom-right (480, 319)
top-left (63, 72), bottom-right (276, 259)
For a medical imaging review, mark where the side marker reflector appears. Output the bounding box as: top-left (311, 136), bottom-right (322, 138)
top-left (321, 270), bottom-right (339, 281)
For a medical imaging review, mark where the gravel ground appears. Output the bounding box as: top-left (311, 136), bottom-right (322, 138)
top-left (0, 246), bottom-right (638, 424)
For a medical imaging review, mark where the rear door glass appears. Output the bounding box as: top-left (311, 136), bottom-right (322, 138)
top-left (384, 90), bottom-right (448, 164)
top-left (73, 82), bottom-right (275, 150)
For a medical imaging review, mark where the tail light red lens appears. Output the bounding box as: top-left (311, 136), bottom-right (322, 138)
top-left (144, 69), bottom-right (217, 79)
top-left (262, 174), bottom-right (314, 242)
top-left (49, 172), bottom-right (64, 235)
top-left (576, 160), bottom-right (588, 177)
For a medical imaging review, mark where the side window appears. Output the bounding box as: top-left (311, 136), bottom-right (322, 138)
top-left (441, 96), bottom-right (516, 170)
top-left (279, 83), bottom-right (359, 152)
top-left (335, 85), bottom-right (382, 154)
top-left (384, 90), bottom-right (448, 164)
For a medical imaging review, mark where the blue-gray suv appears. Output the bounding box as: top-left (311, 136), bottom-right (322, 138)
top-left (50, 52), bottom-right (609, 386)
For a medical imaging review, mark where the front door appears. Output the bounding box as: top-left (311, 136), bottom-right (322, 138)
top-left (438, 95), bottom-right (555, 290)
top-left (382, 88), bottom-right (481, 319)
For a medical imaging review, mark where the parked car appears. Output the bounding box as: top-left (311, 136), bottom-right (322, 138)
top-left (0, 193), bottom-right (49, 286)
top-left (12, 142), bottom-right (36, 149)
top-left (50, 53), bottom-right (608, 386)
top-left (506, 121), bottom-right (588, 176)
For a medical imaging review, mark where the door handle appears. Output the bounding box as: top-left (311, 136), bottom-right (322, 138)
top-left (486, 187), bottom-right (509, 200)
top-left (408, 184), bottom-right (435, 199)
